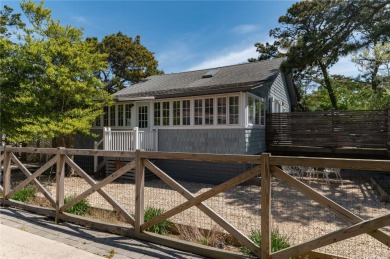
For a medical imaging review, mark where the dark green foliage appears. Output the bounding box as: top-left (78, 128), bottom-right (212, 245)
top-left (241, 229), bottom-right (290, 256)
top-left (11, 186), bottom-right (36, 202)
top-left (144, 207), bottom-right (172, 235)
top-left (64, 195), bottom-right (90, 216)
top-left (86, 32), bottom-right (163, 94)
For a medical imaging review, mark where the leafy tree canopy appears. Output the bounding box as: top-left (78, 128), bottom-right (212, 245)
top-left (0, 1), bottom-right (113, 146)
top-left (251, 0), bottom-right (390, 111)
top-left (87, 32), bottom-right (163, 94)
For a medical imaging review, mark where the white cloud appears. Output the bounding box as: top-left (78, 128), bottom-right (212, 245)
top-left (231, 24), bottom-right (261, 35)
top-left (187, 45), bottom-right (258, 71)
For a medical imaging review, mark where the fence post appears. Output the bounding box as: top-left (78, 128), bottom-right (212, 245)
top-left (134, 149), bottom-right (145, 237)
top-left (2, 146), bottom-right (11, 206)
top-left (261, 153), bottom-right (271, 258)
top-left (134, 127), bottom-right (139, 150)
top-left (56, 147), bottom-right (65, 224)
top-left (153, 129), bottom-right (158, 151)
top-left (387, 109), bottom-right (390, 158)
top-left (94, 141), bottom-right (98, 173)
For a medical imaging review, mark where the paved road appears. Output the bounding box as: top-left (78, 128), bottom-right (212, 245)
top-left (0, 207), bottom-right (205, 259)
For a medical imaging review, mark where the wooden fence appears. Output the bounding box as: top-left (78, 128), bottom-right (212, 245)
top-left (266, 110), bottom-right (390, 157)
top-left (0, 146), bottom-right (389, 258)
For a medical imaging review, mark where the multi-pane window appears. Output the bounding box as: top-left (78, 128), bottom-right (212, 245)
top-left (229, 96), bottom-right (239, 124)
top-left (248, 94), bottom-right (265, 126)
top-left (110, 106), bottom-right (116, 126)
top-left (194, 99), bottom-right (203, 125)
top-left (154, 102), bottom-right (161, 126)
top-left (103, 107), bottom-right (109, 126)
top-left (138, 106), bottom-right (148, 128)
top-left (182, 100), bottom-right (191, 125)
top-left (217, 97), bottom-right (227, 125)
top-left (248, 96), bottom-right (254, 125)
top-left (173, 101), bottom-right (181, 125)
top-left (125, 104), bottom-right (132, 126)
top-left (260, 99), bottom-right (265, 125)
top-left (117, 105), bottom-right (124, 126)
top-left (162, 102), bottom-right (170, 126)
top-left (255, 99), bottom-right (260, 125)
top-left (205, 98), bottom-right (214, 125)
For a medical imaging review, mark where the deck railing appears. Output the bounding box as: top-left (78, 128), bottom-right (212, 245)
top-left (102, 127), bottom-right (158, 152)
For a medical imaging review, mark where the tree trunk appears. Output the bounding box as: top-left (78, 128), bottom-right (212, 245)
top-left (318, 61), bottom-right (338, 109)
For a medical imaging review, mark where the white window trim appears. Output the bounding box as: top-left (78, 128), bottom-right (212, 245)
top-left (246, 92), bottom-right (266, 129)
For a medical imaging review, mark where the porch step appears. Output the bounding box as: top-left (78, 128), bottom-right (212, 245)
top-left (106, 158), bottom-right (155, 182)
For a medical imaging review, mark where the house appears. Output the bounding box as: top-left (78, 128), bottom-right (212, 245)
top-left (76, 58), bottom-right (296, 184)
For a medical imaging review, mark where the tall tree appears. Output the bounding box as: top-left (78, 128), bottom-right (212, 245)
top-left (0, 1), bottom-right (113, 146)
top-left (251, 0), bottom-right (390, 110)
top-left (87, 32), bottom-right (163, 94)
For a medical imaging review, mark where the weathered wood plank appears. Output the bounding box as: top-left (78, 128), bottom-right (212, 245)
top-left (5, 155), bottom-right (58, 199)
top-left (261, 153), bottom-right (271, 259)
top-left (140, 151), bottom-right (261, 164)
top-left (56, 151), bottom-right (65, 223)
top-left (3, 200), bottom-right (56, 217)
top-left (270, 156), bottom-right (390, 172)
top-left (10, 153), bottom-right (56, 207)
top-left (60, 157), bottom-right (136, 212)
top-left (271, 166), bottom-right (390, 246)
top-left (135, 150), bottom-right (145, 236)
top-left (271, 213), bottom-right (390, 258)
top-left (144, 159), bottom-right (260, 256)
top-left (140, 165), bottom-right (260, 234)
top-left (63, 155), bottom-right (135, 227)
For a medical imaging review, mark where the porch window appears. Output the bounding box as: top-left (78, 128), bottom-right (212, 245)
top-left (182, 100), bottom-right (191, 125)
top-left (110, 106), bottom-right (116, 126)
top-left (154, 102), bottom-right (161, 126)
top-left (194, 99), bottom-right (203, 125)
top-left (138, 106), bottom-right (148, 128)
top-left (205, 98), bottom-right (214, 125)
top-left (248, 94), bottom-right (265, 126)
top-left (248, 96), bottom-right (254, 125)
top-left (229, 96), bottom-right (239, 124)
top-left (125, 104), bottom-right (132, 126)
top-left (217, 97), bottom-right (227, 125)
top-left (118, 105), bottom-right (124, 126)
top-left (162, 101), bottom-right (170, 126)
top-left (103, 106), bottom-right (109, 126)
top-left (173, 101), bottom-right (181, 125)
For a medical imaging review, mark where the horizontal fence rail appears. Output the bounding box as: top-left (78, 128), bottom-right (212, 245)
top-left (1, 146), bottom-right (389, 258)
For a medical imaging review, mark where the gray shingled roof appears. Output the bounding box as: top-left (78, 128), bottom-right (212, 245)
top-left (113, 58), bottom-right (285, 99)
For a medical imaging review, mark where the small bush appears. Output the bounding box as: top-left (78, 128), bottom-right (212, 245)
top-left (11, 186), bottom-right (36, 202)
top-left (64, 194), bottom-right (90, 216)
top-left (241, 229), bottom-right (290, 255)
top-left (144, 207), bottom-right (172, 235)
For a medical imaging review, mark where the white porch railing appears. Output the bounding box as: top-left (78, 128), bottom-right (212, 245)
top-left (102, 127), bottom-right (158, 152)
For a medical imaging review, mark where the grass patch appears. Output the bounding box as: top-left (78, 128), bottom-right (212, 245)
top-left (241, 229), bottom-right (290, 255)
top-left (11, 186), bottom-right (36, 202)
top-left (175, 224), bottom-right (228, 248)
top-left (144, 207), bottom-right (172, 235)
top-left (64, 194), bottom-right (90, 216)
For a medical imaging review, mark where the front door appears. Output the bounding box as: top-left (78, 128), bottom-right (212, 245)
top-left (136, 103), bottom-right (149, 129)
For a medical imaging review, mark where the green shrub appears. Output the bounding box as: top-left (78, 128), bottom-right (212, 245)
top-left (241, 229), bottom-right (290, 255)
top-left (144, 207), bottom-right (172, 235)
top-left (64, 194), bottom-right (90, 216)
top-left (11, 186), bottom-right (36, 202)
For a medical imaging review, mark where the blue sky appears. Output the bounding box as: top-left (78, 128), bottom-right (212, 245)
top-left (2, 0), bottom-right (358, 75)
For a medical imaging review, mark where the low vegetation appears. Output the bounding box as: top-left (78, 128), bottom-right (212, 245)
top-left (11, 186), bottom-right (36, 202)
top-left (144, 207), bottom-right (172, 235)
top-left (64, 194), bottom-right (91, 216)
top-left (241, 229), bottom-right (290, 255)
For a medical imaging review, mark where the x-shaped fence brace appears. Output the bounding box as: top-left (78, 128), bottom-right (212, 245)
top-left (2, 150), bottom-right (389, 259)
